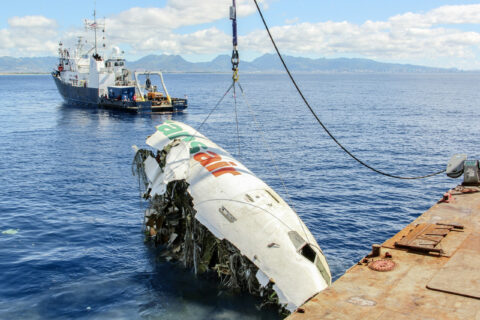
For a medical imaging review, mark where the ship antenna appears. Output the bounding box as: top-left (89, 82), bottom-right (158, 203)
top-left (93, 5), bottom-right (98, 55)
top-left (102, 16), bottom-right (106, 50)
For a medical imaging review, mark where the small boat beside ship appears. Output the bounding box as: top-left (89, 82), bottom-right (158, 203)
top-left (98, 71), bottom-right (187, 112)
top-left (51, 13), bottom-right (187, 113)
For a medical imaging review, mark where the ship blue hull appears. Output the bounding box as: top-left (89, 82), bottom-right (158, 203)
top-left (52, 74), bottom-right (99, 106)
top-left (52, 73), bottom-right (187, 113)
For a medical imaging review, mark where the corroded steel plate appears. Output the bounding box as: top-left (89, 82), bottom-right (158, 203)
top-left (368, 259), bottom-right (395, 272)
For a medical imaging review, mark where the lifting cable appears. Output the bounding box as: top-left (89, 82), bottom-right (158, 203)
top-left (252, 0), bottom-right (445, 180)
top-left (233, 84), bottom-right (241, 157)
top-left (231, 0), bottom-right (241, 157)
top-left (230, 0), bottom-right (311, 243)
top-left (196, 82), bottom-right (233, 132)
top-left (236, 81), bottom-right (314, 250)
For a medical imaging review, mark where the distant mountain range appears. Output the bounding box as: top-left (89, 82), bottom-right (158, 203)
top-left (0, 54), bottom-right (462, 74)
top-left (0, 57), bottom-right (58, 74)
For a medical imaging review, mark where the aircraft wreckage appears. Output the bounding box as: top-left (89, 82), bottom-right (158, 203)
top-left (132, 120), bottom-right (331, 313)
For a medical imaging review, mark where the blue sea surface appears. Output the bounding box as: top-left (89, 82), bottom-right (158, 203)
top-left (0, 72), bottom-right (479, 319)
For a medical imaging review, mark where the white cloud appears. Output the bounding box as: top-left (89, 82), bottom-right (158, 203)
top-left (106, 0), bottom-right (259, 33)
top-left (426, 4), bottom-right (480, 25)
top-left (122, 27), bottom-right (230, 55)
top-left (2, 3), bottom-right (480, 69)
top-left (101, 0), bottom-right (265, 55)
top-left (9, 15), bottom-right (57, 28)
top-left (0, 0), bottom-right (265, 57)
top-left (239, 4), bottom-right (480, 69)
top-left (0, 15), bottom-right (58, 56)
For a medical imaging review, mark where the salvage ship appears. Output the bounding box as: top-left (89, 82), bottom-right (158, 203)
top-left (51, 12), bottom-right (187, 113)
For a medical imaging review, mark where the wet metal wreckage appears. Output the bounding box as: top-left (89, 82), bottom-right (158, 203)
top-left (132, 120), bottom-right (331, 314)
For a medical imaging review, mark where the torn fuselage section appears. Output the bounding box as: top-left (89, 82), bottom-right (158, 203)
top-left (133, 144), bottom-right (282, 312)
top-left (132, 120), bottom-right (331, 314)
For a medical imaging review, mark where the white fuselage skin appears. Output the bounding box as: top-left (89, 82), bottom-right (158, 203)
top-left (141, 120), bottom-right (331, 312)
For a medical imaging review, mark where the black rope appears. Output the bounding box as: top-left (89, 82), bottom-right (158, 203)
top-left (252, 0), bottom-right (445, 180)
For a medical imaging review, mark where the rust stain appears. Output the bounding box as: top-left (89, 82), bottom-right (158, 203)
top-left (288, 186), bottom-right (480, 320)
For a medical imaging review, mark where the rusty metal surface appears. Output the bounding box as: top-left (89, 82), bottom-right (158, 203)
top-left (427, 232), bottom-right (480, 299)
top-left (383, 190), bottom-right (479, 257)
top-left (393, 223), bottom-right (458, 255)
top-left (368, 259), bottom-right (395, 272)
top-left (288, 186), bottom-right (480, 320)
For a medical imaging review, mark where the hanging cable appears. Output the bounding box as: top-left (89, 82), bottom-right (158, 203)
top-left (230, 0), bottom-right (240, 83)
top-left (195, 0), bottom-right (239, 136)
top-left (237, 81), bottom-right (316, 250)
top-left (233, 83), bottom-right (241, 157)
top-left (196, 82), bottom-right (234, 132)
top-left (230, 0), bottom-right (310, 241)
top-left (231, 0), bottom-right (241, 156)
top-left (252, 0), bottom-right (445, 180)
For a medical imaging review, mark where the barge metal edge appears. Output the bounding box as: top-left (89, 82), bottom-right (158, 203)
top-left (288, 185), bottom-right (480, 320)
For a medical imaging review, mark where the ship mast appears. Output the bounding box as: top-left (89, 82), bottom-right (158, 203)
top-left (93, 8), bottom-right (97, 55)
top-left (84, 2), bottom-right (104, 58)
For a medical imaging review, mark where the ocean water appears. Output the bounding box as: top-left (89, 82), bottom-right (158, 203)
top-left (0, 72), bottom-right (479, 319)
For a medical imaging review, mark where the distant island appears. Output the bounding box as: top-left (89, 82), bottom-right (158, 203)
top-left (0, 53), bottom-right (466, 74)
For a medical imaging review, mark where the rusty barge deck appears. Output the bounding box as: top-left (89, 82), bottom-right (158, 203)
top-left (289, 185), bottom-right (480, 320)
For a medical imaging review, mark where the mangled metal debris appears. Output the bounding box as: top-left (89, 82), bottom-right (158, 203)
top-left (132, 120), bottom-right (331, 314)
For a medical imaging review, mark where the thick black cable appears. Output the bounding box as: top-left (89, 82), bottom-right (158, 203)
top-left (252, 0), bottom-right (445, 180)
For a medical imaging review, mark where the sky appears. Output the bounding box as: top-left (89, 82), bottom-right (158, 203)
top-left (1, 0), bottom-right (480, 69)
